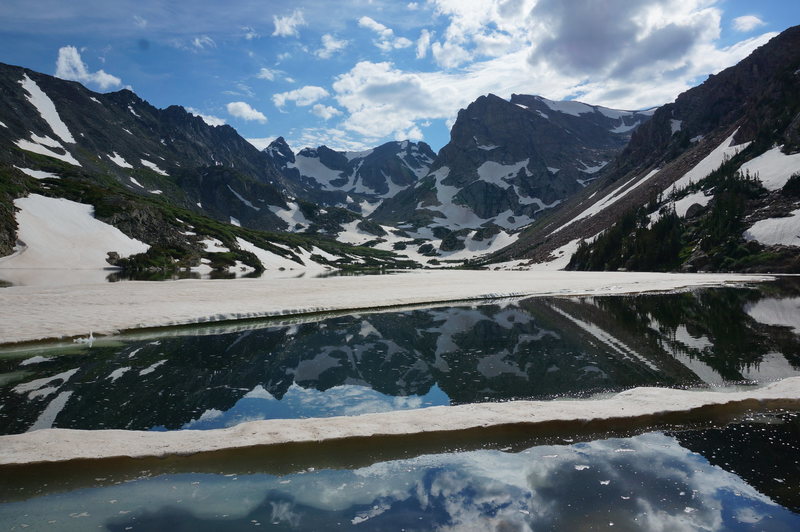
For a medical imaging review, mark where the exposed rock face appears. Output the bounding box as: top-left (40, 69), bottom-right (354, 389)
top-left (492, 26), bottom-right (800, 272)
top-left (264, 137), bottom-right (435, 215)
top-left (372, 93), bottom-right (651, 233)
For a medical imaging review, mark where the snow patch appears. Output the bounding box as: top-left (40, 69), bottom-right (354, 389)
top-left (476, 159), bottom-right (529, 186)
top-left (270, 202), bottom-right (309, 231)
top-left (140, 159), bottom-right (168, 176)
top-left (0, 194), bottom-right (149, 271)
top-left (19, 74), bottom-right (75, 143)
top-left (673, 190), bottom-right (712, 217)
top-left (666, 131), bottom-right (750, 195)
top-left (739, 146), bottom-right (800, 191)
top-left (227, 185), bottom-right (260, 211)
top-left (14, 166), bottom-right (60, 180)
top-left (235, 237), bottom-right (304, 270)
top-left (744, 209), bottom-right (800, 247)
top-left (552, 169), bottom-right (659, 235)
top-left (14, 137), bottom-right (80, 167)
top-left (108, 152), bottom-right (132, 168)
top-left (201, 238), bottom-right (230, 253)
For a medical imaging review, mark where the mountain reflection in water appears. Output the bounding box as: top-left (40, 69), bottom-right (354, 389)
top-left (1, 280), bottom-right (799, 434)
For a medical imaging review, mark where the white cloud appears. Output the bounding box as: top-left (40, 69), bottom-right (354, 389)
top-left (397, 125), bottom-right (424, 141)
top-left (186, 107), bottom-right (226, 127)
top-left (358, 16), bottom-right (414, 52)
top-left (226, 101), bottom-right (267, 123)
top-left (133, 15), bottom-right (147, 28)
top-left (431, 41), bottom-right (472, 69)
top-left (246, 137), bottom-right (276, 151)
top-left (257, 68), bottom-right (280, 81)
top-left (732, 15), bottom-right (766, 33)
top-left (288, 127), bottom-right (376, 152)
top-left (416, 29), bottom-right (432, 59)
top-left (192, 35), bottom-right (216, 50)
top-left (408, 2), bottom-right (420, 10)
top-left (358, 16), bottom-right (393, 39)
top-left (315, 34), bottom-right (348, 59)
top-left (311, 104), bottom-right (342, 120)
top-left (55, 45), bottom-right (121, 90)
top-left (273, 85), bottom-right (330, 109)
top-left (242, 26), bottom-right (259, 40)
top-left (272, 9), bottom-right (306, 38)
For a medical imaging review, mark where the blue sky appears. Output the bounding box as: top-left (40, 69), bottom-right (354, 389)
top-left (1, 1), bottom-right (798, 153)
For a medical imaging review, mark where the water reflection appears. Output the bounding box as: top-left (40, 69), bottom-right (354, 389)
top-left (1, 412), bottom-right (798, 531)
top-left (1, 281), bottom-right (799, 434)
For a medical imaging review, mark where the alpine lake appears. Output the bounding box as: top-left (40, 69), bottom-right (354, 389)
top-left (1, 277), bottom-right (799, 531)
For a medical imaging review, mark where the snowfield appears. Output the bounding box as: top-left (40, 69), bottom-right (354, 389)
top-left (0, 270), bottom-right (771, 345)
top-left (744, 209), bottom-right (800, 247)
top-left (1, 376), bottom-right (798, 465)
top-left (0, 194), bottom-right (149, 273)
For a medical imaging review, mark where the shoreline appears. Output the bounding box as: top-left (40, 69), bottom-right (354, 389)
top-left (1, 377), bottom-right (798, 466)
top-left (0, 270), bottom-right (772, 346)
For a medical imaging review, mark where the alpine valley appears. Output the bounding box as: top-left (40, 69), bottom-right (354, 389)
top-left (1, 25), bottom-right (800, 276)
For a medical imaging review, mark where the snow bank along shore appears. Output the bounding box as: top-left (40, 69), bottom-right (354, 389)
top-left (1, 377), bottom-right (798, 465)
top-left (0, 270), bottom-right (771, 345)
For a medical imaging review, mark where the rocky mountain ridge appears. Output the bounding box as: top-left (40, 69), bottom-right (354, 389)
top-left (364, 92), bottom-right (652, 261)
top-left (264, 136), bottom-right (435, 216)
top-left (490, 25), bottom-right (800, 273)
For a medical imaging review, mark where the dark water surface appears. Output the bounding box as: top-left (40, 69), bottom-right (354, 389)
top-left (0, 411), bottom-right (798, 530)
top-left (1, 280), bottom-right (799, 435)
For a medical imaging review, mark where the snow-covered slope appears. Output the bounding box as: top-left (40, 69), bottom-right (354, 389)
top-left (0, 194), bottom-right (149, 272)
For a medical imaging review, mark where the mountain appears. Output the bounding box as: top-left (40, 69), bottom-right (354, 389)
top-left (368, 93), bottom-right (652, 258)
top-left (491, 26), bottom-right (800, 273)
top-left (0, 63), bottom-right (302, 231)
top-left (0, 62), bottom-right (415, 275)
top-left (264, 137), bottom-right (435, 215)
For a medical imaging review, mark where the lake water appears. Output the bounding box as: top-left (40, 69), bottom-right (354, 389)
top-left (1, 410), bottom-right (798, 530)
top-left (2, 280), bottom-right (799, 434)
top-left (1, 279), bottom-right (799, 528)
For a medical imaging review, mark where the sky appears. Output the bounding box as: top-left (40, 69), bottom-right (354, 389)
top-left (1, 1), bottom-right (798, 154)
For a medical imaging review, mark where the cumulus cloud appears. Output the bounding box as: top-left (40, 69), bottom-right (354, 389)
top-left (226, 101), bottom-right (267, 123)
top-left (311, 104), bottom-right (342, 120)
top-left (55, 45), bottom-right (121, 90)
top-left (273, 85), bottom-right (330, 109)
top-left (431, 41), bottom-right (472, 69)
top-left (358, 16), bottom-right (414, 52)
top-left (272, 9), bottom-right (306, 37)
top-left (186, 107), bottom-right (226, 127)
top-left (732, 15), bottom-right (766, 33)
top-left (315, 34), bottom-right (348, 59)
